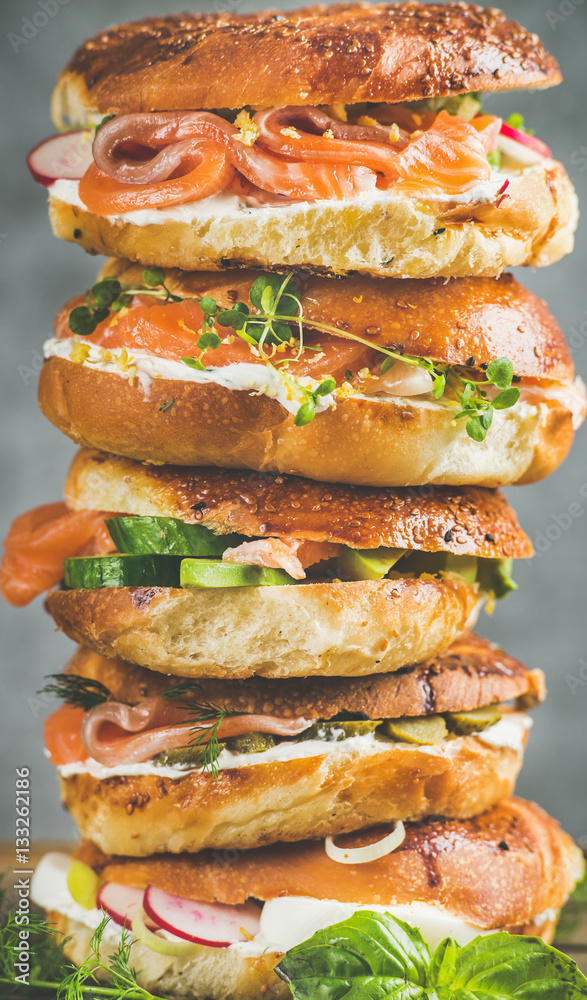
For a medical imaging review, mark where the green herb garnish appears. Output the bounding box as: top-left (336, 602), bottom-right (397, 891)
top-left (68, 268), bottom-right (521, 441)
top-left (0, 894), bottom-right (167, 999)
top-left (276, 910), bottom-right (587, 1000)
top-left (180, 696), bottom-right (243, 780)
top-left (37, 674), bottom-right (114, 711)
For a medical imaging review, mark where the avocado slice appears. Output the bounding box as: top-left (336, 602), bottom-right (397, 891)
top-left (337, 546), bottom-right (406, 581)
top-left (180, 559), bottom-right (297, 588)
top-left (445, 705), bottom-right (502, 735)
top-left (397, 550), bottom-right (478, 584)
top-left (381, 715), bottom-right (448, 745)
top-left (476, 558), bottom-right (517, 600)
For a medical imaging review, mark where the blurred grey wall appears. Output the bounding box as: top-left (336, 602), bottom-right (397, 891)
top-left (0, 0), bottom-right (586, 845)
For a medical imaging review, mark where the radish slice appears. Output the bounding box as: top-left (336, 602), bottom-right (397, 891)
top-left (27, 131), bottom-right (94, 187)
top-left (498, 124), bottom-right (551, 166)
top-left (143, 884), bottom-right (261, 948)
top-left (97, 881), bottom-right (146, 927)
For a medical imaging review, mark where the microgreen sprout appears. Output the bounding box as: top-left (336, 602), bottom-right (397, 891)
top-left (68, 268), bottom-right (521, 440)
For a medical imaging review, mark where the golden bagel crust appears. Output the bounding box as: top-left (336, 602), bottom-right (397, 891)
top-left (39, 355), bottom-right (576, 487)
top-left (51, 4), bottom-right (561, 125)
top-left (99, 261), bottom-right (573, 379)
top-left (48, 159), bottom-right (577, 278)
top-left (45, 578), bottom-right (482, 679)
top-left (64, 633), bottom-right (546, 719)
top-left (46, 910), bottom-right (561, 1000)
top-left (64, 449), bottom-right (533, 558)
top-left (59, 732), bottom-right (527, 856)
top-left (76, 798), bottom-right (583, 929)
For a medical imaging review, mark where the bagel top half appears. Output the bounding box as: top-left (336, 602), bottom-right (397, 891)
top-left (64, 631), bottom-right (545, 721)
top-left (41, 262), bottom-right (586, 487)
top-left (52, 3), bottom-right (560, 126)
top-left (64, 448), bottom-right (532, 560)
top-left (75, 798), bottom-right (581, 930)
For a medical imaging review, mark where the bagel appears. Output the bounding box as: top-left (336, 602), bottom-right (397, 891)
top-left (41, 449), bottom-right (531, 677)
top-left (41, 262), bottom-right (585, 486)
top-left (51, 5), bottom-right (562, 123)
top-left (53, 634), bottom-right (544, 855)
top-left (40, 6), bottom-right (575, 278)
top-left (34, 799), bottom-right (583, 1000)
top-left (47, 157), bottom-right (577, 278)
top-left (46, 574), bottom-right (482, 678)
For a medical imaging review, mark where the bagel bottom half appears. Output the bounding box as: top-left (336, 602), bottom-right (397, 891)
top-left (45, 577), bottom-right (482, 678)
top-left (38, 355), bottom-right (575, 487)
top-left (58, 723), bottom-right (528, 855)
top-left (44, 798), bottom-right (583, 1000)
top-left (48, 159), bottom-right (577, 277)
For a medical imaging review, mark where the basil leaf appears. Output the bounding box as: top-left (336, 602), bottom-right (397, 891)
top-left (486, 357), bottom-right (514, 390)
top-left (275, 912), bottom-right (431, 1000)
top-left (444, 932), bottom-right (587, 999)
top-left (492, 387), bottom-right (521, 410)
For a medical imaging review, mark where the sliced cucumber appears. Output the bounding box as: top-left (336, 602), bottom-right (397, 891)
top-left (63, 555), bottom-right (182, 589)
top-left (180, 560), bottom-right (297, 588)
top-left (106, 515), bottom-right (245, 558)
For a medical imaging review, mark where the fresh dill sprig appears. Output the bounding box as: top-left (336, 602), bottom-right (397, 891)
top-left (0, 892), bottom-right (167, 999)
top-left (38, 674), bottom-right (115, 712)
top-left (37, 675), bottom-right (200, 712)
top-left (67, 268), bottom-right (520, 440)
top-left (181, 697), bottom-right (243, 780)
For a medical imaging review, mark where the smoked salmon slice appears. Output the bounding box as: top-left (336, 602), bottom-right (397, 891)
top-left (393, 111), bottom-right (498, 195)
top-left (76, 108), bottom-right (501, 213)
top-left (1, 503), bottom-right (115, 607)
top-left (55, 296), bottom-right (376, 378)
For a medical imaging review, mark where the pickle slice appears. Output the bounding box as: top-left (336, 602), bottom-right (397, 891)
top-left (445, 705), bottom-right (502, 735)
top-left (299, 719), bottom-right (380, 743)
top-left (152, 745), bottom-right (219, 768)
top-left (381, 715), bottom-right (448, 745)
top-left (225, 732), bottom-right (276, 754)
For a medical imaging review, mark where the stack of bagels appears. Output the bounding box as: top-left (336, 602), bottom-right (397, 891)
top-left (3, 4), bottom-right (586, 999)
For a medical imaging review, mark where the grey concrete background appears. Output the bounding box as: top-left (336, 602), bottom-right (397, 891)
top-left (0, 0), bottom-right (586, 845)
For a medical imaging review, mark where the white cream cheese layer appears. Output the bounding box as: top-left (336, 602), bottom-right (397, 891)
top-left (56, 714), bottom-right (530, 781)
top-left (43, 336), bottom-right (334, 417)
top-left (31, 853), bottom-right (492, 958)
top-left (43, 336), bottom-right (549, 430)
top-left (49, 170), bottom-right (516, 228)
